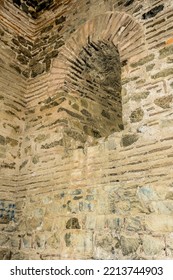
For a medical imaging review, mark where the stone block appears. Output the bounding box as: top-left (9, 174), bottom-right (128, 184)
top-left (120, 235), bottom-right (140, 255)
top-left (121, 134), bottom-right (139, 147)
top-left (145, 214), bottom-right (173, 232)
top-left (0, 249), bottom-right (11, 260)
top-left (154, 95), bottom-right (173, 109)
top-left (95, 232), bottom-right (120, 259)
top-left (142, 235), bottom-right (165, 256)
top-left (130, 108), bottom-right (144, 123)
top-left (131, 54), bottom-right (155, 68)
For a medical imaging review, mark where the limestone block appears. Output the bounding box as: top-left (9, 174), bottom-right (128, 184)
top-left (145, 214), bottom-right (173, 232)
top-left (120, 235), bottom-right (140, 256)
top-left (94, 232), bottom-right (120, 259)
top-left (142, 235), bottom-right (165, 256)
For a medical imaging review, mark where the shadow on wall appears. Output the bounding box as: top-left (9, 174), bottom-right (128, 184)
top-left (46, 11), bottom-right (145, 148)
top-left (12, 0), bottom-right (54, 19)
top-left (60, 39), bottom-right (123, 141)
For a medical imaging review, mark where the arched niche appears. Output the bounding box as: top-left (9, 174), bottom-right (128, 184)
top-left (49, 12), bottom-right (146, 147)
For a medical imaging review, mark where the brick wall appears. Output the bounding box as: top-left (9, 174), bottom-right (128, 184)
top-left (0, 21), bottom-right (26, 259)
top-left (1, 0), bottom-right (173, 259)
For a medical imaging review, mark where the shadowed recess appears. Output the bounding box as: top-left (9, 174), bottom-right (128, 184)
top-left (12, 0), bottom-right (54, 18)
top-left (60, 39), bottom-right (123, 143)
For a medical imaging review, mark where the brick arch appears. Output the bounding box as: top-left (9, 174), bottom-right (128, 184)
top-left (51, 11), bottom-right (145, 79)
top-left (49, 12), bottom-right (146, 146)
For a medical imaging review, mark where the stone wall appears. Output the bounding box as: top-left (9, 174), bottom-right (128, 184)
top-left (12, 0), bottom-right (54, 19)
top-left (1, 0), bottom-right (173, 259)
top-left (0, 22), bottom-right (26, 259)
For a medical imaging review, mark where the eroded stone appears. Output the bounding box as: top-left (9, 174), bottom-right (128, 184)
top-left (154, 95), bottom-right (173, 109)
top-left (121, 134), bottom-right (139, 147)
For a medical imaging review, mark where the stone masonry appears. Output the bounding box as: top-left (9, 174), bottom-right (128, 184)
top-left (1, 0), bottom-right (173, 259)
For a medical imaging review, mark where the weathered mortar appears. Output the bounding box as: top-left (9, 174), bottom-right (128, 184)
top-left (1, 0), bottom-right (173, 260)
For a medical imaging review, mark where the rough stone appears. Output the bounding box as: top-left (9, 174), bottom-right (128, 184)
top-left (66, 218), bottom-right (81, 229)
top-left (1, 0), bottom-right (173, 261)
top-left (41, 25), bottom-right (53, 34)
top-left (41, 139), bottom-right (63, 149)
top-left (159, 45), bottom-right (173, 58)
top-left (131, 92), bottom-right (149, 101)
top-left (131, 54), bottom-right (155, 68)
top-left (152, 68), bottom-right (173, 79)
top-left (55, 16), bottom-right (66, 25)
top-left (142, 5), bottom-right (164, 19)
top-left (54, 40), bottom-right (65, 49)
top-left (17, 35), bottom-right (27, 47)
top-left (120, 235), bottom-right (140, 255)
top-left (0, 249), bottom-right (11, 260)
top-left (142, 235), bottom-right (165, 255)
top-left (10, 64), bottom-right (22, 74)
top-left (19, 160), bottom-right (28, 170)
top-left (130, 108), bottom-right (144, 123)
top-left (6, 137), bottom-right (18, 147)
top-left (32, 155), bottom-right (39, 164)
top-left (12, 0), bottom-right (53, 18)
top-left (31, 63), bottom-right (44, 77)
top-left (121, 134), bottom-right (139, 147)
top-left (17, 55), bottom-right (28, 65)
top-left (146, 64), bottom-right (155, 71)
top-left (154, 95), bottom-right (173, 109)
